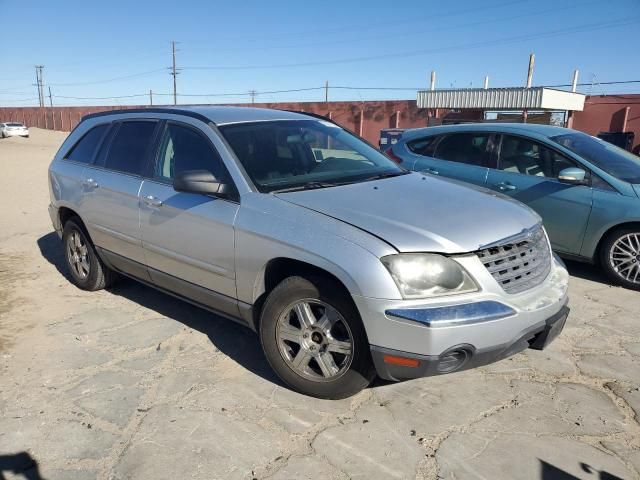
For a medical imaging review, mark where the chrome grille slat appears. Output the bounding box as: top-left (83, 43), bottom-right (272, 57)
top-left (486, 253), bottom-right (536, 274)
top-left (476, 225), bottom-right (552, 294)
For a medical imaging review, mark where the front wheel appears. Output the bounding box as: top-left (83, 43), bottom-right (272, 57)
top-left (600, 227), bottom-right (640, 290)
top-left (259, 276), bottom-right (375, 399)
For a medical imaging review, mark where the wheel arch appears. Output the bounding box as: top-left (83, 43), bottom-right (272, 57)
top-left (58, 206), bottom-right (82, 228)
top-left (250, 257), bottom-right (358, 331)
top-left (594, 221), bottom-right (640, 263)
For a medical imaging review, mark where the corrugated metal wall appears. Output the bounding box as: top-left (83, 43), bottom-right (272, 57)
top-left (417, 87), bottom-right (545, 110)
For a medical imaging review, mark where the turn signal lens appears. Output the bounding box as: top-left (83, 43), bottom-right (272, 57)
top-left (383, 355), bottom-right (420, 368)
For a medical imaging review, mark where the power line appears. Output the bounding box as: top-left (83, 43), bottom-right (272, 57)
top-left (198, 0), bottom-right (602, 55)
top-left (183, 17), bottom-right (640, 70)
top-left (209, 0), bottom-right (525, 43)
top-left (48, 68), bottom-right (166, 87)
top-left (3, 80), bottom-right (640, 105)
top-left (53, 93), bottom-right (150, 100)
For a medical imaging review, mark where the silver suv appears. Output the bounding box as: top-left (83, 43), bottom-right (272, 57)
top-left (48, 107), bottom-right (569, 399)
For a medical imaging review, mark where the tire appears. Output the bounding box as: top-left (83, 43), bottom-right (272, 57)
top-left (62, 218), bottom-right (117, 291)
top-left (599, 226), bottom-right (640, 290)
top-left (259, 275), bottom-right (375, 399)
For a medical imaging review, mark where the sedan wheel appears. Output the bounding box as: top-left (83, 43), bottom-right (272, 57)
top-left (609, 233), bottom-right (640, 285)
top-left (601, 227), bottom-right (640, 290)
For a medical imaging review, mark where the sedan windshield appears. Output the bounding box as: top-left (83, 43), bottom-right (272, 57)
top-left (218, 119), bottom-right (405, 192)
top-left (550, 132), bottom-right (640, 184)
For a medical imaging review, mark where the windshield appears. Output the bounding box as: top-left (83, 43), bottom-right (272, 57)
top-left (550, 132), bottom-right (640, 184)
top-left (218, 119), bottom-right (405, 192)
top-left (7, 123), bottom-right (24, 127)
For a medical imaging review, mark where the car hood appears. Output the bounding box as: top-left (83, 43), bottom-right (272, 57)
top-left (275, 173), bottom-right (541, 253)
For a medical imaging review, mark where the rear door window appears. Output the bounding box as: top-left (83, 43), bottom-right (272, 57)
top-left (433, 133), bottom-right (492, 166)
top-left (102, 121), bottom-right (157, 175)
top-left (64, 124), bottom-right (109, 164)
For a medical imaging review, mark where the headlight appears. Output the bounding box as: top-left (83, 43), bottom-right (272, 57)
top-left (381, 254), bottom-right (478, 299)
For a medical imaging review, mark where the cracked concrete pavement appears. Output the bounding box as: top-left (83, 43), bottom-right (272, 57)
top-left (0, 129), bottom-right (639, 479)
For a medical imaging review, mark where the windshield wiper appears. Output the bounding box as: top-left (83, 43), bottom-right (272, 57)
top-left (271, 181), bottom-right (338, 193)
top-left (359, 170), bottom-right (410, 182)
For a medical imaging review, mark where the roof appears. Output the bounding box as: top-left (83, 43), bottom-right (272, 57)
top-left (82, 106), bottom-right (313, 125)
top-left (400, 122), bottom-right (573, 141)
top-left (417, 87), bottom-right (585, 111)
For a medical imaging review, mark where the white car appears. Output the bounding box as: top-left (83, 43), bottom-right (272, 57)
top-left (0, 122), bottom-right (29, 138)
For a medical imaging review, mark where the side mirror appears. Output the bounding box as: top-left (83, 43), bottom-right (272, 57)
top-left (558, 167), bottom-right (587, 185)
top-left (173, 169), bottom-right (229, 197)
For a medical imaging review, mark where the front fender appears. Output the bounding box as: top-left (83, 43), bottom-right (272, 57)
top-left (234, 194), bottom-right (400, 305)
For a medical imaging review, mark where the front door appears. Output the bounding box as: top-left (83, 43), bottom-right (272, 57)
top-left (139, 120), bottom-right (240, 312)
top-left (486, 134), bottom-right (593, 255)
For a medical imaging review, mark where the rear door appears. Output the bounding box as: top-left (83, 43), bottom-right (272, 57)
top-left (139, 120), bottom-right (239, 312)
top-left (486, 133), bottom-right (593, 254)
top-left (81, 120), bottom-right (159, 272)
top-left (408, 132), bottom-right (494, 187)
top-left (56, 122), bottom-right (111, 218)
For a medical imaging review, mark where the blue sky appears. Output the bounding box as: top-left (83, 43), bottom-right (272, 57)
top-left (1, 0), bottom-right (639, 106)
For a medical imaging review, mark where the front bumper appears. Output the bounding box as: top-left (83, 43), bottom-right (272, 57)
top-left (353, 255), bottom-right (569, 381)
top-left (371, 302), bottom-right (568, 381)
top-left (3, 129), bottom-right (29, 137)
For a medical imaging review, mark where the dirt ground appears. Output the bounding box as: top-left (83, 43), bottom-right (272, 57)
top-left (0, 128), bottom-right (639, 480)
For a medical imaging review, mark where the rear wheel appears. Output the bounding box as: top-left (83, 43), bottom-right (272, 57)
top-left (62, 219), bottom-right (117, 291)
top-left (259, 276), bottom-right (375, 399)
top-left (600, 227), bottom-right (640, 290)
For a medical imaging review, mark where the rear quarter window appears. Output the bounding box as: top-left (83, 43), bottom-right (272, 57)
top-left (64, 124), bottom-right (109, 164)
top-left (407, 136), bottom-right (437, 156)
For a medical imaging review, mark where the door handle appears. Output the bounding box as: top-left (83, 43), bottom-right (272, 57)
top-left (83, 178), bottom-right (99, 189)
top-left (496, 182), bottom-right (517, 191)
top-left (143, 195), bottom-right (163, 207)
top-left (422, 168), bottom-right (439, 175)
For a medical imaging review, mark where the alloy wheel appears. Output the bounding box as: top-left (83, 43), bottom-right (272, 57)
top-left (66, 230), bottom-right (90, 279)
top-left (609, 233), bottom-right (640, 285)
top-left (276, 299), bottom-right (354, 381)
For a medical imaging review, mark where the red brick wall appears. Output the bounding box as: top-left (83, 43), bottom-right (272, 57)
top-left (2, 95), bottom-right (640, 151)
top-left (572, 94), bottom-right (640, 153)
top-left (0, 101), bottom-right (432, 145)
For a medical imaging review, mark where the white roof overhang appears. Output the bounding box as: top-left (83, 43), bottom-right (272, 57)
top-left (417, 87), bottom-right (585, 111)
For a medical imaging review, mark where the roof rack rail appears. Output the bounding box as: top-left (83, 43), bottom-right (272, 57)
top-left (81, 107), bottom-right (213, 125)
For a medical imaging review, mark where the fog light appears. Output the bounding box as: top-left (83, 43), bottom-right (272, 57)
top-left (437, 349), bottom-right (470, 373)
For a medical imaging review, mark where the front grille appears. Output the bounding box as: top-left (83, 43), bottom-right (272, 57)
top-left (476, 226), bottom-right (551, 294)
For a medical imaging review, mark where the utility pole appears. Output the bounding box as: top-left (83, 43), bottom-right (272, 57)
top-left (149, 89), bottom-right (153, 106)
top-left (525, 53), bottom-right (535, 88)
top-left (325, 80), bottom-right (329, 103)
top-left (571, 70), bottom-right (579, 92)
top-left (169, 41), bottom-right (180, 105)
top-left (34, 65), bottom-right (45, 107)
top-left (249, 90), bottom-right (257, 104)
top-left (48, 86), bottom-right (53, 107)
